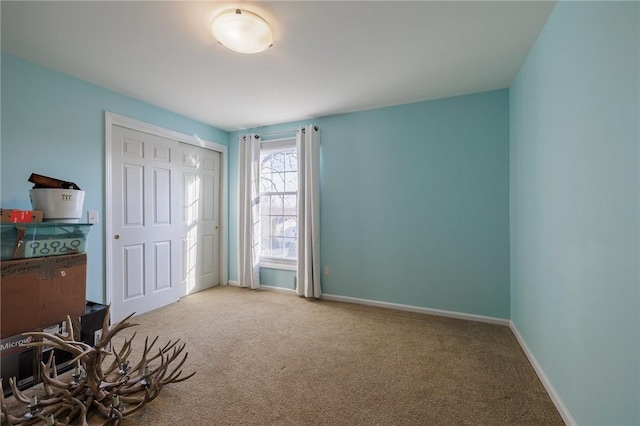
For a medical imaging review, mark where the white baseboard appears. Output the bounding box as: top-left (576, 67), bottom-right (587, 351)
top-left (260, 285), bottom-right (297, 295)
top-left (321, 293), bottom-right (511, 326)
top-left (227, 280), bottom-right (240, 286)
top-left (509, 322), bottom-right (576, 426)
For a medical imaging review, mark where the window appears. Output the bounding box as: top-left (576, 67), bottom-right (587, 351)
top-left (259, 138), bottom-right (297, 270)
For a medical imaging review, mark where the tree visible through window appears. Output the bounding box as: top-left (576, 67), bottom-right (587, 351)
top-left (259, 144), bottom-right (297, 262)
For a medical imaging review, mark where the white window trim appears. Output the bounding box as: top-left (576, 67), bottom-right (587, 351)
top-left (259, 258), bottom-right (297, 271)
top-left (259, 137), bottom-right (297, 271)
top-left (261, 137), bottom-right (295, 151)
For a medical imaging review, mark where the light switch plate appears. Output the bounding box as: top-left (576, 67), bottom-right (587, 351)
top-left (87, 210), bottom-right (99, 224)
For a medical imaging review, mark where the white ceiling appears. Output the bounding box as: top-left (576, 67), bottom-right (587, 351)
top-left (1, 1), bottom-right (556, 132)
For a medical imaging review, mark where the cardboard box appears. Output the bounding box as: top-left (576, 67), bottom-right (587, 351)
top-left (1, 333), bottom-right (38, 396)
top-left (0, 209), bottom-right (43, 223)
top-left (0, 254), bottom-right (87, 338)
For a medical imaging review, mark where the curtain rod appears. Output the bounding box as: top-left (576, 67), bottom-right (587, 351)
top-left (257, 125), bottom-right (318, 138)
top-left (259, 129), bottom-right (298, 138)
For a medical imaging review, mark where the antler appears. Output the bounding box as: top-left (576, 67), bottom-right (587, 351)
top-left (0, 305), bottom-right (195, 425)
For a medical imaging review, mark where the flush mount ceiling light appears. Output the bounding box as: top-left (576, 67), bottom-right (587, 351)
top-left (211, 8), bottom-right (273, 54)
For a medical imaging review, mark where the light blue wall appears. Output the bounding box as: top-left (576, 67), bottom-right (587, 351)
top-left (1, 53), bottom-right (229, 303)
top-left (231, 90), bottom-right (511, 319)
top-left (510, 2), bottom-right (639, 425)
top-left (4, 3), bottom-right (638, 421)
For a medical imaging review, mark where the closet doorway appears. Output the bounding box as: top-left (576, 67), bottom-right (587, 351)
top-left (105, 113), bottom-right (227, 322)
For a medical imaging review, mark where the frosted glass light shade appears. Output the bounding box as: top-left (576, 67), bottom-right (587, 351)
top-left (211, 9), bottom-right (273, 54)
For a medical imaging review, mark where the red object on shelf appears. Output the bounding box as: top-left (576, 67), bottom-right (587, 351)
top-left (0, 209), bottom-right (43, 223)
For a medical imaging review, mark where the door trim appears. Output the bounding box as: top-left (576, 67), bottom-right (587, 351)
top-left (104, 111), bottom-right (228, 307)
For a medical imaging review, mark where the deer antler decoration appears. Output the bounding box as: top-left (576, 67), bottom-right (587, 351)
top-left (0, 306), bottom-right (195, 425)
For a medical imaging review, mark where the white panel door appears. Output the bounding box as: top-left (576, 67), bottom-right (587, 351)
top-left (181, 143), bottom-right (221, 295)
top-left (111, 125), bottom-right (182, 322)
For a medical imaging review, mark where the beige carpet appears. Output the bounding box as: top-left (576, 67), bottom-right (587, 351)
top-left (6, 286), bottom-right (564, 425)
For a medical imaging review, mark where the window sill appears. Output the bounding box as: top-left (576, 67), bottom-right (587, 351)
top-left (259, 260), bottom-right (297, 272)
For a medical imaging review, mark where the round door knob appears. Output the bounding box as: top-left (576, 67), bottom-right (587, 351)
top-left (114, 235), bottom-right (120, 240)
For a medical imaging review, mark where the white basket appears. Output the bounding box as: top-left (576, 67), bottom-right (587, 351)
top-left (30, 189), bottom-right (85, 223)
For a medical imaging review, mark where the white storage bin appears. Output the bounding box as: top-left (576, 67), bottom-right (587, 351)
top-left (30, 189), bottom-right (85, 223)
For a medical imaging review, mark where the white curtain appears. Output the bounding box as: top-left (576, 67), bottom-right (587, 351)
top-left (296, 125), bottom-right (321, 298)
top-left (238, 133), bottom-right (261, 289)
